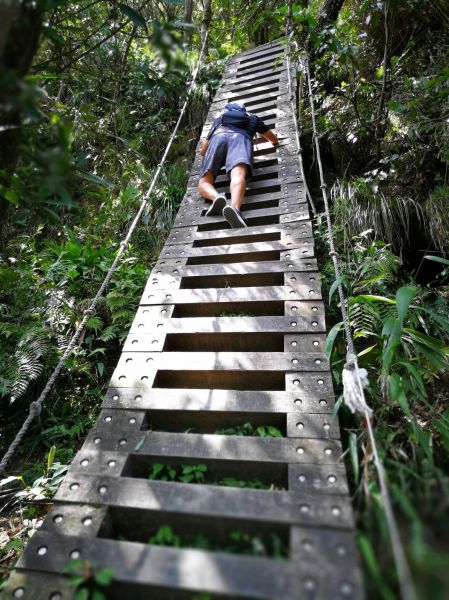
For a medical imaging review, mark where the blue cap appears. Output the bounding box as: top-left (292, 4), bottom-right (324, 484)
top-left (224, 102), bottom-right (246, 111)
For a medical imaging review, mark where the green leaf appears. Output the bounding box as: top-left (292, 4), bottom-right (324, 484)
top-left (349, 432), bottom-right (359, 484)
top-left (423, 255), bottom-right (449, 266)
top-left (47, 446), bottom-right (56, 473)
top-left (395, 286), bottom-right (416, 322)
top-left (74, 589), bottom-right (89, 600)
top-left (117, 3), bottom-right (147, 29)
top-left (93, 567), bottom-right (113, 586)
top-left (267, 426), bottom-right (282, 438)
top-left (325, 321), bottom-right (343, 357)
top-left (42, 25), bottom-right (65, 45)
top-left (387, 100), bottom-right (406, 112)
top-left (77, 172), bottom-right (114, 188)
top-left (329, 275), bottom-right (346, 305)
top-left (69, 576), bottom-right (87, 589)
top-left (433, 412), bottom-right (449, 451)
top-left (357, 344), bottom-right (377, 357)
top-left (358, 534), bottom-right (396, 600)
top-left (416, 306), bottom-right (449, 335)
top-left (332, 395), bottom-right (344, 418)
top-left (351, 294), bottom-right (395, 304)
top-left (4, 190), bottom-right (19, 205)
top-left (39, 206), bottom-right (61, 223)
top-left (150, 463), bottom-right (164, 478)
top-left (62, 559), bottom-right (85, 574)
top-left (4, 539), bottom-right (24, 551)
top-left (389, 373), bottom-right (410, 416)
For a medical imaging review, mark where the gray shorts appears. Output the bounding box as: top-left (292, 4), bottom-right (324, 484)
top-left (199, 131), bottom-right (253, 179)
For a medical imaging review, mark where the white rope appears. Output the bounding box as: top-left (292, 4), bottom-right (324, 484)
top-left (300, 50), bottom-right (417, 600)
top-left (0, 32), bottom-right (209, 477)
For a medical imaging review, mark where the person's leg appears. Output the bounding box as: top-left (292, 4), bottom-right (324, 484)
top-left (229, 163), bottom-right (248, 210)
top-left (198, 171), bottom-right (219, 200)
top-left (199, 170), bottom-right (227, 217)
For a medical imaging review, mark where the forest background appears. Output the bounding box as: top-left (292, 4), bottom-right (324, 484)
top-left (0, 0), bottom-right (448, 598)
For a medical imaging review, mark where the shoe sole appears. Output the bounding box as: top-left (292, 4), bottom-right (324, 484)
top-left (223, 206), bottom-right (247, 228)
top-left (205, 196), bottom-right (226, 217)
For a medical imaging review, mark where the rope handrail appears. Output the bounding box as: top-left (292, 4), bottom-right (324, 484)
top-left (0, 32), bottom-right (209, 477)
top-left (289, 37), bottom-right (417, 600)
top-left (284, 32), bottom-right (316, 215)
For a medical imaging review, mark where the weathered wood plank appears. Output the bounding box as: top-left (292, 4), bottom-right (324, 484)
top-left (128, 315), bottom-right (324, 336)
top-left (160, 239), bottom-right (314, 260)
top-left (112, 352), bottom-right (329, 378)
top-left (288, 464), bottom-right (350, 495)
top-left (53, 474), bottom-right (353, 528)
top-left (139, 282), bottom-right (322, 306)
top-left (102, 387), bottom-right (333, 413)
top-left (17, 531), bottom-right (297, 599)
top-left (290, 526), bottom-right (364, 598)
top-left (173, 205), bottom-right (306, 228)
top-left (81, 430), bottom-right (343, 465)
top-left (165, 221), bottom-right (312, 244)
top-left (0, 571), bottom-right (74, 600)
top-left (148, 258), bottom-right (318, 278)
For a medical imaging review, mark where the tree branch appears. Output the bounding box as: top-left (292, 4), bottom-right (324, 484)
top-left (33, 0), bottom-right (153, 74)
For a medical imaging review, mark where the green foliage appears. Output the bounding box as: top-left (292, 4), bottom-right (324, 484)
top-left (0, 446), bottom-right (68, 504)
top-left (63, 559), bottom-right (113, 600)
top-left (215, 422), bottom-right (283, 437)
top-left (148, 461), bottom-right (271, 490)
top-left (0, 0), bottom-right (222, 586)
top-left (146, 524), bottom-right (287, 559)
top-left (319, 220), bottom-right (449, 597)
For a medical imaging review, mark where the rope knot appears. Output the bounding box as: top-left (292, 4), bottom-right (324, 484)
top-left (342, 352), bottom-right (372, 417)
top-left (84, 308), bottom-right (95, 316)
top-left (320, 183), bottom-right (327, 190)
top-left (329, 250), bottom-right (339, 258)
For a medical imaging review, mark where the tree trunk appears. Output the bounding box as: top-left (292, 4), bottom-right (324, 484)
top-left (317, 0), bottom-right (345, 29)
top-left (0, 0), bottom-right (42, 225)
top-left (184, 0), bottom-right (194, 48)
top-left (0, 0), bottom-right (18, 63)
top-left (201, 0), bottom-right (212, 59)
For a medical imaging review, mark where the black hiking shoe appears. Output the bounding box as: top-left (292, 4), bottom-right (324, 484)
top-left (205, 194), bottom-right (227, 217)
top-left (223, 205), bottom-right (247, 228)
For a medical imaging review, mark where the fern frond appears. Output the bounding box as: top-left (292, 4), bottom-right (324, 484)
top-left (4, 327), bottom-right (55, 402)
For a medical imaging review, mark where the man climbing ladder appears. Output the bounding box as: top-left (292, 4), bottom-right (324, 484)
top-left (197, 102), bottom-right (278, 228)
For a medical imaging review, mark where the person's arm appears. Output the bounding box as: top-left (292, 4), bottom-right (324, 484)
top-left (261, 129), bottom-right (278, 145)
top-left (198, 138), bottom-right (209, 156)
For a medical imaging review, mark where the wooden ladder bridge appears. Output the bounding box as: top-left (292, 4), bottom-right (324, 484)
top-left (3, 40), bottom-right (363, 600)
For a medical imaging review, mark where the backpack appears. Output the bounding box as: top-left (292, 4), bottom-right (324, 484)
top-left (207, 105), bottom-right (252, 140)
